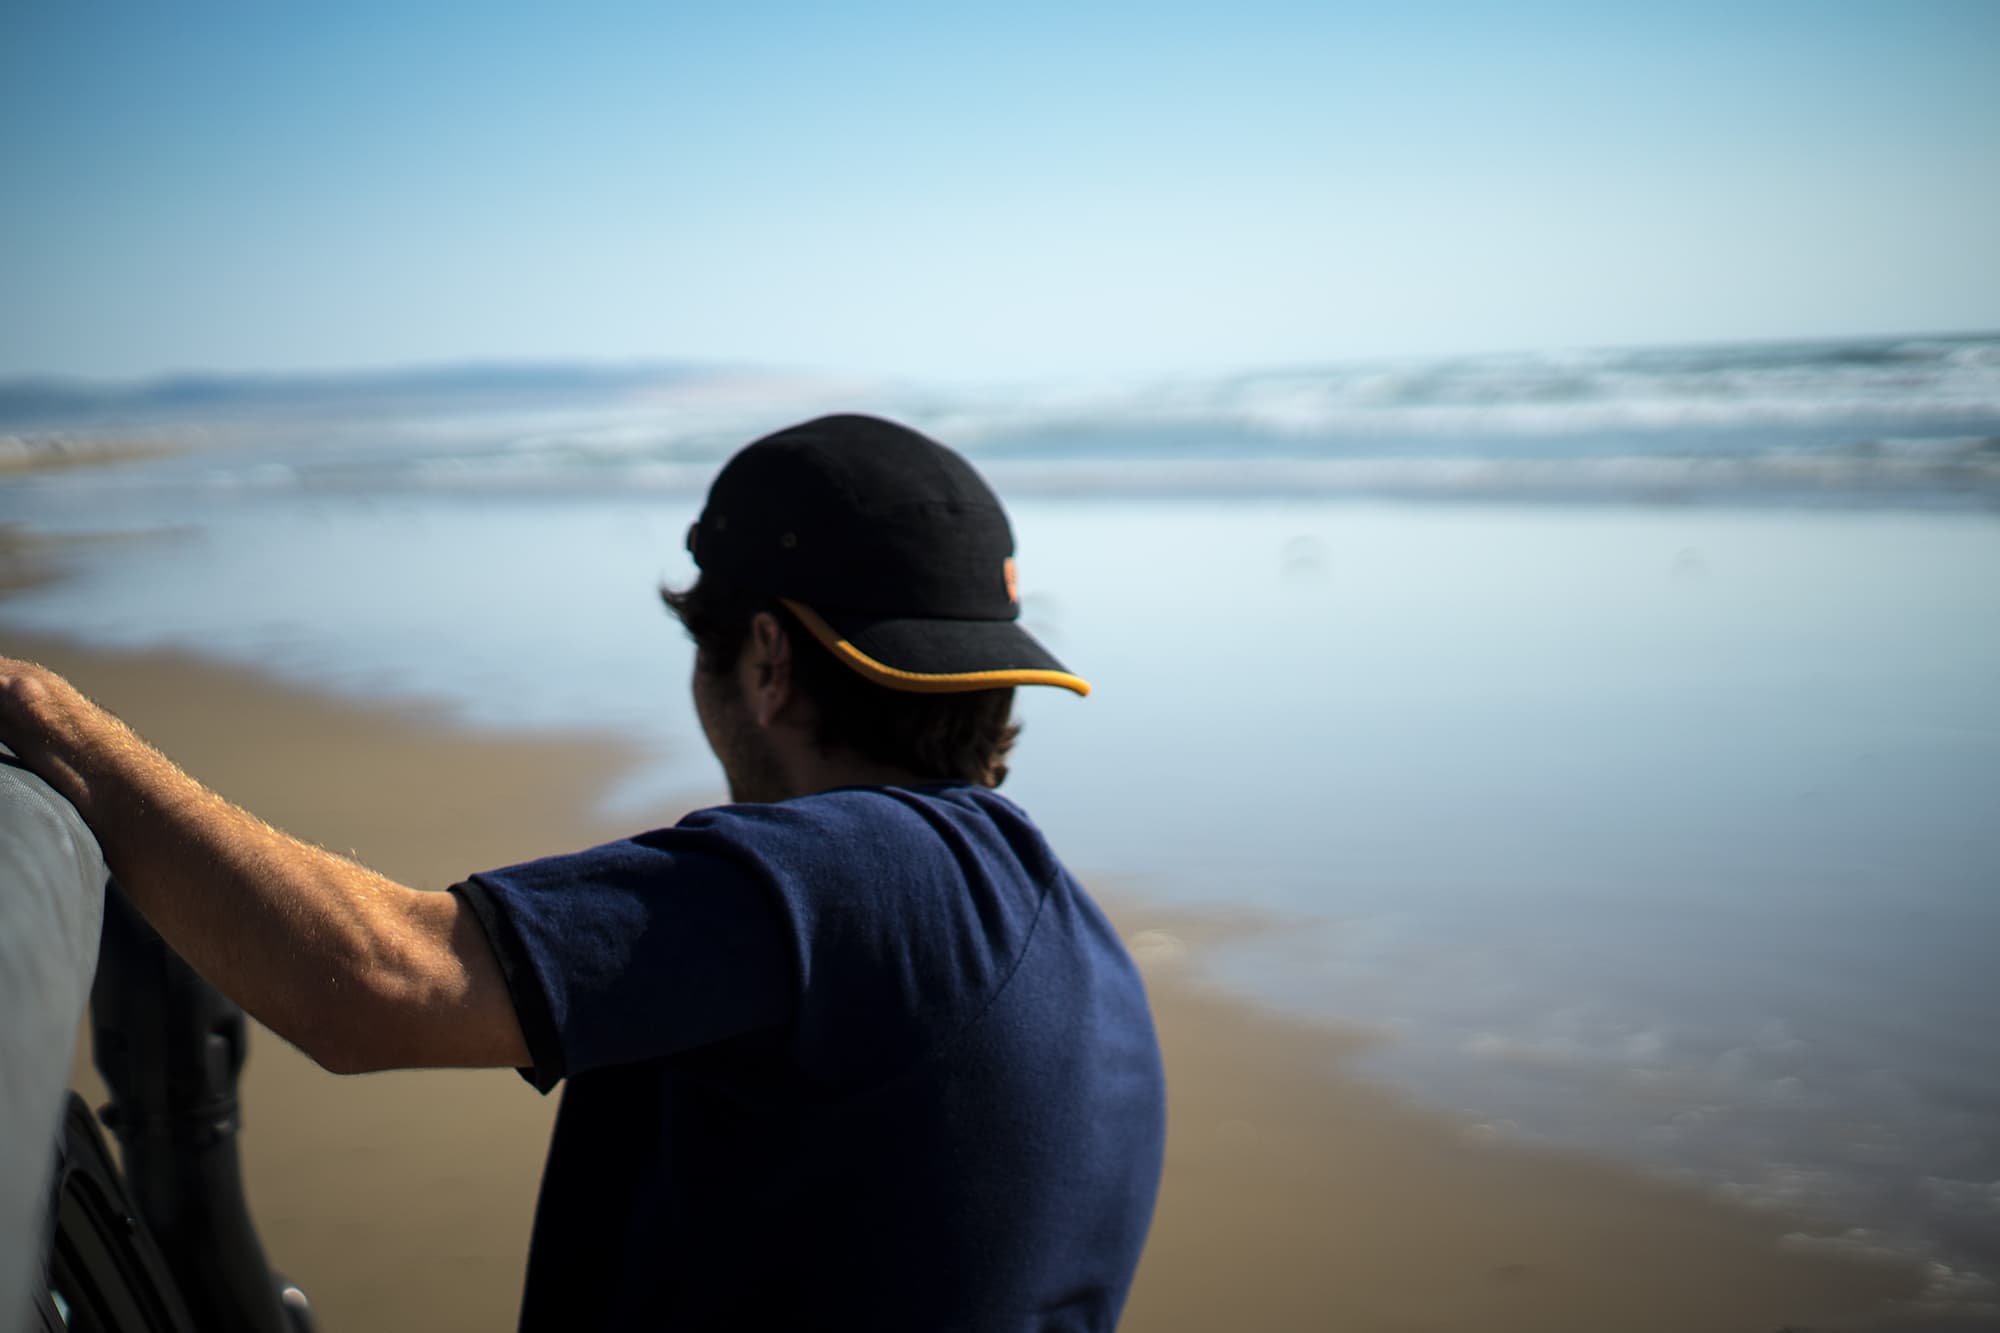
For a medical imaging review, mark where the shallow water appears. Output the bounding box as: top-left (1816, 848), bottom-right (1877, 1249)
top-left (6, 461), bottom-right (2000, 1304)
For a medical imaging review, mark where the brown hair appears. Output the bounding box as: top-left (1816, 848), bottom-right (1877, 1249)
top-left (662, 576), bottom-right (1020, 788)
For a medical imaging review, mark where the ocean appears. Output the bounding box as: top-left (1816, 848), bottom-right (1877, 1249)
top-left (5, 333), bottom-right (1999, 1314)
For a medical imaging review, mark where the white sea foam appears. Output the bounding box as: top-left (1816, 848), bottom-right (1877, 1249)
top-left (915, 335), bottom-right (2000, 446)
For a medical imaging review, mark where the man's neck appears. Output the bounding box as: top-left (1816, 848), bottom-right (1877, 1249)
top-left (777, 750), bottom-right (937, 801)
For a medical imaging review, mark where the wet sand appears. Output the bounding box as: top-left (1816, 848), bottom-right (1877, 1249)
top-left (14, 631), bottom-right (1929, 1331)
top-left (0, 431), bottom-right (183, 476)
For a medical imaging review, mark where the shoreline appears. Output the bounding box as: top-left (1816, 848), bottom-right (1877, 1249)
top-left (13, 628), bottom-right (1939, 1331)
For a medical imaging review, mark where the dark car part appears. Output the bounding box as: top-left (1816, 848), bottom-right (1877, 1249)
top-left (34, 1095), bottom-right (197, 1333)
top-left (87, 885), bottom-right (313, 1333)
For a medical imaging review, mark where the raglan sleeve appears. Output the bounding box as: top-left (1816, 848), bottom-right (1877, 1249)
top-left (447, 825), bottom-right (796, 1093)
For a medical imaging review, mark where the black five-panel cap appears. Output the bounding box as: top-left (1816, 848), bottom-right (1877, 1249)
top-left (685, 414), bottom-right (1090, 697)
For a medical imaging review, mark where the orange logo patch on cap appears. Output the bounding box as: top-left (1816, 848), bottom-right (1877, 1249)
top-left (1003, 557), bottom-right (1019, 604)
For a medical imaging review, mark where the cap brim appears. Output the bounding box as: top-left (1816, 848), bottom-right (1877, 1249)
top-left (780, 599), bottom-right (1090, 697)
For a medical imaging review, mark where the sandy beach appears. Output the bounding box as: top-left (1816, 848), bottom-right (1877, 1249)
top-left (8, 629), bottom-right (1936, 1332)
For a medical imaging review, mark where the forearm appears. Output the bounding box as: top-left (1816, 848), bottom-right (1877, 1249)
top-left (73, 730), bottom-right (435, 1072)
top-left (0, 658), bottom-right (516, 1073)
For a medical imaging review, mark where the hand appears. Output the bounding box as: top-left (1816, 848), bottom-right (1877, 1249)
top-left (0, 655), bottom-right (101, 811)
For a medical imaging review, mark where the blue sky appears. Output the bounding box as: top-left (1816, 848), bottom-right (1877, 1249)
top-left (3, 1), bottom-right (1995, 382)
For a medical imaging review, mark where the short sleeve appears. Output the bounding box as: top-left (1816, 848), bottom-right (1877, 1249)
top-left (449, 828), bottom-right (796, 1093)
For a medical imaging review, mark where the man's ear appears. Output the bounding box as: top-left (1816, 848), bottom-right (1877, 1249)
top-left (743, 611), bottom-right (795, 728)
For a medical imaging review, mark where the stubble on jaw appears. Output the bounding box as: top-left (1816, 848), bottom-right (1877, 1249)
top-left (693, 661), bottom-right (789, 806)
top-left (720, 714), bottom-right (788, 805)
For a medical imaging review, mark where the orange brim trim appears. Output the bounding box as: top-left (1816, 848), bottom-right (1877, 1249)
top-left (780, 599), bottom-right (1092, 697)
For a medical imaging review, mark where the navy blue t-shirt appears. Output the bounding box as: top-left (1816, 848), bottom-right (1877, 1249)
top-left (451, 784), bottom-right (1165, 1332)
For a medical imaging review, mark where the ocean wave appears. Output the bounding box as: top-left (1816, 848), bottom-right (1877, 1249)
top-left (9, 335), bottom-right (1999, 509)
top-left (48, 432), bottom-right (1987, 508)
top-left (924, 337), bottom-right (2000, 445)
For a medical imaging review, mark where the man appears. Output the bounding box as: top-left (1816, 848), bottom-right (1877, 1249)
top-left (0, 414), bottom-right (1167, 1331)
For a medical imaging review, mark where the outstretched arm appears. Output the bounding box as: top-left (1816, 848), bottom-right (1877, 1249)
top-left (0, 654), bottom-right (529, 1076)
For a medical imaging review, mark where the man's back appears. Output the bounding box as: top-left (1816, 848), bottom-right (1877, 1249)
top-left (455, 784), bottom-right (1166, 1331)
